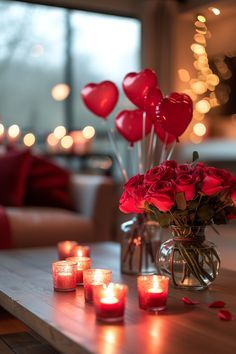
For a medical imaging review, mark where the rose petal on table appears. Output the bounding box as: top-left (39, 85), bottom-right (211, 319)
top-left (208, 301), bottom-right (225, 308)
top-left (217, 310), bottom-right (234, 321)
top-left (182, 297), bottom-right (199, 305)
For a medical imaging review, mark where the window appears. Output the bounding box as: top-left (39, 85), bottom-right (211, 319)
top-left (0, 0), bottom-right (141, 140)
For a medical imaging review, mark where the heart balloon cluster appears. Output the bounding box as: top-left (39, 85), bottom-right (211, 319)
top-left (81, 68), bottom-right (193, 145)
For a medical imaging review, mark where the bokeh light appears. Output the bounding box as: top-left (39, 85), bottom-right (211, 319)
top-left (0, 123), bottom-right (4, 135)
top-left (193, 123), bottom-right (207, 136)
top-left (61, 135), bottom-right (73, 149)
top-left (47, 133), bottom-right (59, 147)
top-left (51, 84), bottom-right (70, 101)
top-left (23, 133), bottom-right (36, 147)
top-left (8, 124), bottom-right (20, 138)
top-left (82, 126), bottom-right (95, 139)
top-left (195, 99), bottom-right (211, 114)
top-left (197, 15), bottom-right (206, 23)
top-left (209, 7), bottom-right (220, 16)
top-left (190, 44), bottom-right (206, 55)
top-left (54, 125), bottom-right (67, 139)
top-left (190, 79), bottom-right (207, 94)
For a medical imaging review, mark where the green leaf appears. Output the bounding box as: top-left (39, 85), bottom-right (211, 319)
top-left (192, 151), bottom-right (199, 163)
top-left (176, 192), bottom-right (187, 211)
top-left (157, 213), bottom-right (172, 228)
top-left (197, 205), bottom-right (214, 222)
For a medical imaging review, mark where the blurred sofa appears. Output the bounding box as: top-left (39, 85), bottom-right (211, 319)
top-left (3, 174), bottom-right (116, 248)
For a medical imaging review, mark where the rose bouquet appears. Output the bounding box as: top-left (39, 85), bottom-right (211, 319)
top-left (119, 156), bottom-right (236, 288)
top-left (120, 158), bottom-right (236, 227)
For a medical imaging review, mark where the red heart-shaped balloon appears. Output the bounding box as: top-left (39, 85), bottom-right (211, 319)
top-left (81, 81), bottom-right (119, 119)
top-left (144, 87), bottom-right (163, 123)
top-left (122, 69), bottom-right (157, 109)
top-left (154, 122), bottom-right (176, 145)
top-left (156, 92), bottom-right (193, 137)
top-left (115, 109), bottom-right (152, 144)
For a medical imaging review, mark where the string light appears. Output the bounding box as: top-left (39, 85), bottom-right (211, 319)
top-left (179, 13), bottom-right (223, 143)
top-left (197, 15), bottom-right (206, 23)
top-left (178, 69), bottom-right (190, 82)
top-left (193, 123), bottom-right (207, 136)
top-left (209, 7), bottom-right (220, 16)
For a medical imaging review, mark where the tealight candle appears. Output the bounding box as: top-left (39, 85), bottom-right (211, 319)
top-left (52, 260), bottom-right (77, 292)
top-left (72, 245), bottom-right (90, 257)
top-left (93, 283), bottom-right (128, 322)
top-left (66, 256), bottom-right (91, 285)
top-left (137, 275), bottom-right (169, 312)
top-left (57, 240), bottom-right (78, 260)
top-left (83, 269), bottom-right (112, 303)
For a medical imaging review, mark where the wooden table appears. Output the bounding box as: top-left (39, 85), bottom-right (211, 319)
top-left (0, 242), bottom-right (235, 354)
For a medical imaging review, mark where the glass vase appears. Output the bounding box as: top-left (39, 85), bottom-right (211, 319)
top-left (120, 214), bottom-right (161, 275)
top-left (158, 226), bottom-right (221, 290)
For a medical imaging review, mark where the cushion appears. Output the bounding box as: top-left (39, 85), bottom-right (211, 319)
top-left (24, 154), bottom-right (74, 210)
top-left (0, 149), bottom-right (31, 206)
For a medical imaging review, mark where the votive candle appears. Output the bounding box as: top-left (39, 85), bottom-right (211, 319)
top-left (72, 245), bottom-right (90, 257)
top-left (137, 275), bottom-right (169, 312)
top-left (66, 256), bottom-right (91, 285)
top-left (93, 283), bottom-right (128, 322)
top-left (52, 260), bottom-right (77, 292)
top-left (83, 269), bottom-right (112, 303)
top-left (57, 240), bottom-right (78, 260)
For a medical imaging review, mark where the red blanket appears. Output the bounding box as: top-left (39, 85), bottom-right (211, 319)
top-left (0, 206), bottom-right (12, 249)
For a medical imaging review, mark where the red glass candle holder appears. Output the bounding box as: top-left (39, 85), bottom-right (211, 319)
top-left (137, 275), bottom-right (169, 312)
top-left (66, 256), bottom-right (91, 285)
top-left (52, 260), bottom-right (77, 292)
top-left (83, 269), bottom-right (112, 303)
top-left (72, 245), bottom-right (90, 257)
top-left (93, 283), bottom-right (128, 322)
top-left (57, 240), bottom-right (78, 260)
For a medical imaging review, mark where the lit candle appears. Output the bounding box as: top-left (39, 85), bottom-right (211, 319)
top-left (72, 245), bottom-right (90, 258)
top-left (57, 240), bottom-right (78, 260)
top-left (93, 283), bottom-right (128, 322)
top-left (52, 260), bottom-right (77, 292)
top-left (83, 269), bottom-right (112, 303)
top-left (137, 275), bottom-right (169, 312)
top-left (66, 256), bottom-right (91, 285)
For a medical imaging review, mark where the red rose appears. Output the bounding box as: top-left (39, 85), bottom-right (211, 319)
top-left (145, 180), bottom-right (175, 212)
top-left (230, 176), bottom-right (236, 201)
top-left (144, 165), bottom-right (175, 185)
top-left (119, 174), bottom-right (147, 213)
top-left (161, 160), bottom-right (177, 169)
top-left (227, 213), bottom-right (236, 220)
top-left (125, 174), bottom-right (144, 192)
top-left (175, 163), bottom-right (192, 174)
top-left (201, 167), bottom-right (231, 196)
top-left (192, 162), bottom-right (206, 182)
top-left (175, 173), bottom-right (197, 201)
top-left (119, 190), bottom-right (144, 214)
top-left (231, 190), bottom-right (236, 205)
